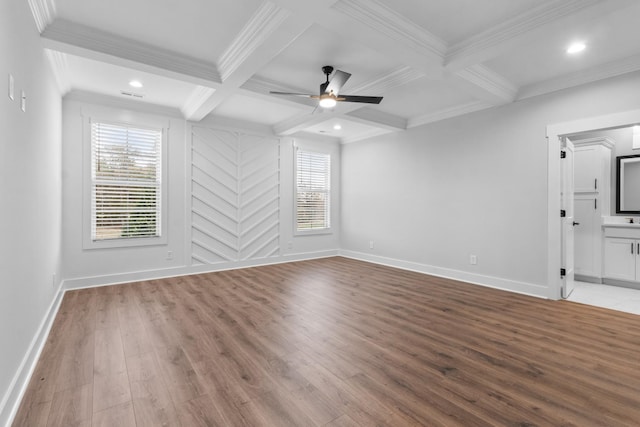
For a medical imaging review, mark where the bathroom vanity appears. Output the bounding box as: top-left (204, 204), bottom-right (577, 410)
top-left (603, 222), bottom-right (640, 289)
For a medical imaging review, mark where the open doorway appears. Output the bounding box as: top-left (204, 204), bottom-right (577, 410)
top-left (547, 110), bottom-right (640, 314)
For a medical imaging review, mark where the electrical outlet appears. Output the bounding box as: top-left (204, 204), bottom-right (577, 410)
top-left (470, 254), bottom-right (477, 265)
top-left (20, 90), bottom-right (26, 112)
top-left (166, 250), bottom-right (173, 260)
top-left (369, 240), bottom-right (374, 249)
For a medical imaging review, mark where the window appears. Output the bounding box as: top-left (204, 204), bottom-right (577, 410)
top-left (90, 121), bottom-right (163, 243)
top-left (296, 149), bottom-right (331, 232)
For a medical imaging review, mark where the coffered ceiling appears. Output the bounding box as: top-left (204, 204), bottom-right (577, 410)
top-left (28, 0), bottom-right (640, 143)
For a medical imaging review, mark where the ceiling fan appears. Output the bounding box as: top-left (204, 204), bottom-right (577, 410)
top-left (269, 65), bottom-right (383, 109)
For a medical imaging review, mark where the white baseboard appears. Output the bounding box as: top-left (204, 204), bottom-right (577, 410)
top-left (63, 250), bottom-right (340, 290)
top-left (340, 250), bottom-right (549, 299)
top-left (1, 283), bottom-right (65, 427)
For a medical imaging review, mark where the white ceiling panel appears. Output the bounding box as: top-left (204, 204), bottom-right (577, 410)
top-left (485, 1), bottom-right (640, 88)
top-left (32, 0), bottom-right (640, 143)
top-left (64, 54), bottom-right (197, 109)
top-left (374, 76), bottom-right (476, 119)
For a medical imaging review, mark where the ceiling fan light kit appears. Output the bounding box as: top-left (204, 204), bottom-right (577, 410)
top-left (270, 65), bottom-right (383, 109)
top-left (319, 94), bottom-right (338, 108)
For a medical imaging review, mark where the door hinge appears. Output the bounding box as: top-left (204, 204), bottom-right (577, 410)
top-left (560, 268), bottom-right (566, 277)
top-left (560, 150), bottom-right (566, 159)
top-left (560, 210), bottom-right (566, 217)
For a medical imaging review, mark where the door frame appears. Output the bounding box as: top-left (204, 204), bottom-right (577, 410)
top-left (546, 108), bottom-right (640, 300)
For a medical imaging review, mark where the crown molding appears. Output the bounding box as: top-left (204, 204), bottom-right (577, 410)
top-left (42, 19), bottom-right (220, 86)
top-left (455, 64), bottom-right (518, 104)
top-left (332, 0), bottom-right (447, 58)
top-left (27, 0), bottom-right (56, 33)
top-left (445, 0), bottom-right (600, 70)
top-left (349, 66), bottom-right (425, 94)
top-left (517, 53), bottom-right (640, 101)
top-left (407, 101), bottom-right (491, 129)
top-left (181, 86), bottom-right (217, 120)
top-left (218, 1), bottom-right (291, 82)
top-left (44, 49), bottom-right (70, 95)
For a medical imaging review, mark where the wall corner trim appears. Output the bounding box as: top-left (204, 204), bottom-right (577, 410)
top-left (0, 285), bottom-right (65, 427)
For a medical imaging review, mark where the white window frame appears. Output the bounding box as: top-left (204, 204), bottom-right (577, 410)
top-left (294, 147), bottom-right (332, 235)
top-left (82, 109), bottom-right (168, 249)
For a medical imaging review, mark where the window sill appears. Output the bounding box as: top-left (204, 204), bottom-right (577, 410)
top-left (83, 235), bottom-right (167, 250)
top-left (295, 228), bottom-right (333, 237)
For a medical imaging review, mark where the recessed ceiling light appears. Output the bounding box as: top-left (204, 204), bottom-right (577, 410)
top-left (129, 80), bottom-right (143, 88)
top-left (567, 42), bottom-right (586, 54)
top-left (333, 124), bottom-right (342, 130)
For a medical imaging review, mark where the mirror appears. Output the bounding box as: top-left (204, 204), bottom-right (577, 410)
top-left (617, 155), bottom-right (640, 213)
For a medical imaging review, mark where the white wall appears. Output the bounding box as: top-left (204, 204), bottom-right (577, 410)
top-left (61, 102), bottom-right (341, 289)
top-left (341, 71), bottom-right (640, 298)
top-left (61, 97), bottom-right (188, 286)
top-left (0, 0), bottom-right (62, 424)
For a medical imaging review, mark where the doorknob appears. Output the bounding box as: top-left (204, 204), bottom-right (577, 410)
top-left (572, 221), bottom-right (580, 226)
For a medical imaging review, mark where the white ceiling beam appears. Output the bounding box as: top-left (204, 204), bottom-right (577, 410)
top-left (345, 108), bottom-right (406, 131)
top-left (445, 0), bottom-right (628, 72)
top-left (181, 86), bottom-right (217, 120)
top-left (407, 101), bottom-right (492, 129)
top-left (240, 76), bottom-right (317, 109)
top-left (449, 64), bottom-right (518, 105)
top-left (185, 0), bottom-right (339, 121)
top-left (41, 19), bottom-right (221, 88)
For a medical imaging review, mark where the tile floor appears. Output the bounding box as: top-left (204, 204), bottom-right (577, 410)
top-left (567, 281), bottom-right (640, 315)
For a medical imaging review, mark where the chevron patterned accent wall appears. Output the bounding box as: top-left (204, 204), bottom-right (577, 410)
top-left (191, 126), bottom-right (280, 265)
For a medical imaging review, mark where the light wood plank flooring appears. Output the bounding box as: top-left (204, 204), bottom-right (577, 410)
top-left (13, 257), bottom-right (640, 426)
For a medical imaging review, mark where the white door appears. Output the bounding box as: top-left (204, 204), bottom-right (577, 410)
top-left (561, 137), bottom-right (575, 298)
top-left (574, 195), bottom-right (596, 277)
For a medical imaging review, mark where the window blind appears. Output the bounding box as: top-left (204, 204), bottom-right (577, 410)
top-left (296, 149), bottom-right (330, 231)
top-left (91, 121), bottom-right (162, 241)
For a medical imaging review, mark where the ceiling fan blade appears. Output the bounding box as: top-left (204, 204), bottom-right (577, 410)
top-left (325, 70), bottom-right (351, 95)
top-left (339, 95), bottom-right (383, 104)
top-left (270, 91), bottom-right (314, 97)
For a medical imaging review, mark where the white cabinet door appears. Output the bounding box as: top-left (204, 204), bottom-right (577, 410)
top-left (604, 238), bottom-right (636, 281)
top-left (574, 146), bottom-right (599, 193)
top-left (574, 196), bottom-right (597, 276)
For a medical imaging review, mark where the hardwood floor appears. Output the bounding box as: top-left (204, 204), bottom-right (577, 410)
top-left (13, 257), bottom-right (640, 426)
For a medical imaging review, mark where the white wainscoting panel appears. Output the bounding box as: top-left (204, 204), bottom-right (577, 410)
top-left (191, 127), bottom-right (280, 265)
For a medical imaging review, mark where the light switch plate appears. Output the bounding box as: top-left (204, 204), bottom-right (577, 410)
top-left (8, 74), bottom-right (14, 100)
top-left (21, 90), bottom-right (26, 112)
